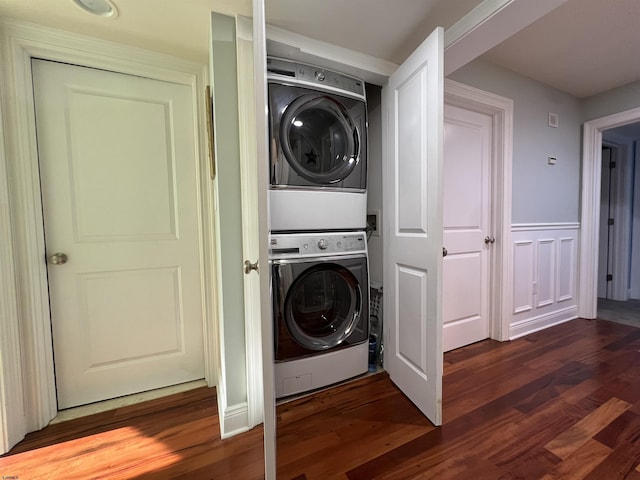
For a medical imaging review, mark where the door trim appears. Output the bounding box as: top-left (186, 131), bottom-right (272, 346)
top-left (236, 15), bottom-right (264, 431)
top-left (0, 19), bottom-right (217, 444)
top-left (0, 82), bottom-right (25, 454)
top-left (580, 106), bottom-right (640, 318)
top-left (444, 79), bottom-right (514, 341)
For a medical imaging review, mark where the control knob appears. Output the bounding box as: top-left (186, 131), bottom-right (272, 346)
top-left (317, 238), bottom-right (329, 250)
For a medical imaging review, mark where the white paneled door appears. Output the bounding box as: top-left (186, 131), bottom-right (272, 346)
top-left (384, 27), bottom-right (444, 425)
top-left (32, 59), bottom-right (205, 409)
top-left (442, 104), bottom-right (492, 352)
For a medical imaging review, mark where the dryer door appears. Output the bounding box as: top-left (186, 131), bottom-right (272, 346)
top-left (277, 257), bottom-right (368, 354)
top-left (277, 92), bottom-right (366, 188)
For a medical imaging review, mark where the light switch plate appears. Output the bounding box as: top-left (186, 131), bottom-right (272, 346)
top-left (548, 156), bottom-right (557, 165)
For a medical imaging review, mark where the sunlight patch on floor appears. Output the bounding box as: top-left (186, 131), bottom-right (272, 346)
top-left (51, 379), bottom-right (207, 424)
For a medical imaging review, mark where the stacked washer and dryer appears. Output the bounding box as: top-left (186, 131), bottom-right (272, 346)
top-left (267, 57), bottom-right (370, 399)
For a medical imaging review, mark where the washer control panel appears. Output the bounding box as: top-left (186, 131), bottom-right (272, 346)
top-left (270, 232), bottom-right (366, 258)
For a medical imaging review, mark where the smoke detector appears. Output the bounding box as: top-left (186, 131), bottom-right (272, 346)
top-left (73, 0), bottom-right (119, 19)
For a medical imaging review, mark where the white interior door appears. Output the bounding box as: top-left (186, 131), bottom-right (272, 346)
top-left (442, 104), bottom-right (492, 352)
top-left (384, 26), bottom-right (444, 425)
top-left (32, 59), bottom-right (205, 409)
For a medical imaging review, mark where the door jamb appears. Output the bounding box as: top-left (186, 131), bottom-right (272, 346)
top-left (579, 106), bottom-right (640, 318)
top-left (444, 79), bottom-right (514, 341)
top-left (600, 136), bottom-right (633, 302)
top-left (0, 20), bottom-right (217, 442)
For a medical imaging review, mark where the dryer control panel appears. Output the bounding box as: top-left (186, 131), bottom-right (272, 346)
top-left (270, 231), bottom-right (367, 258)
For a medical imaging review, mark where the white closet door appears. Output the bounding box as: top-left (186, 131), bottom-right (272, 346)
top-left (383, 26), bottom-right (444, 425)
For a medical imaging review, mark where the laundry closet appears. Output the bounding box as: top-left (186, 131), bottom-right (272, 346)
top-left (266, 20), bottom-right (432, 406)
top-left (265, 55), bottom-right (380, 399)
top-left (261, 20), bottom-right (451, 432)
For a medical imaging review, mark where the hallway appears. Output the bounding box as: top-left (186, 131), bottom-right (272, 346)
top-left (598, 298), bottom-right (640, 328)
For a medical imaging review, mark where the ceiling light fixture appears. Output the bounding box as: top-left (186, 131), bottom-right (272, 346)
top-left (72, 0), bottom-right (119, 19)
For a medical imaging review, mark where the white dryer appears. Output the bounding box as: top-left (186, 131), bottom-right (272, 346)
top-left (267, 57), bottom-right (368, 231)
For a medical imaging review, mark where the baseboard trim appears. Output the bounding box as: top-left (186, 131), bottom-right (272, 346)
top-left (509, 305), bottom-right (578, 340)
top-left (220, 402), bottom-right (250, 439)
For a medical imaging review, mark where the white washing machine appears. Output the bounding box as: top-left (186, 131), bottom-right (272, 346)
top-left (270, 231), bottom-right (369, 398)
top-left (267, 57), bottom-right (368, 232)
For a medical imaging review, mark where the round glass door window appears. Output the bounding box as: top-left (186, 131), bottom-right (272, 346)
top-left (280, 94), bottom-right (360, 185)
top-left (284, 263), bottom-right (362, 350)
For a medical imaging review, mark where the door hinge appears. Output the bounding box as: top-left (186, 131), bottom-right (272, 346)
top-left (608, 218), bottom-right (615, 226)
top-left (607, 274), bottom-right (613, 282)
top-left (610, 160), bottom-right (617, 169)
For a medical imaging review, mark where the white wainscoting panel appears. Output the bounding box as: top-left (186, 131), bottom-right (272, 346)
top-left (513, 241), bottom-right (534, 314)
top-left (558, 237), bottom-right (576, 302)
top-left (510, 224), bottom-right (579, 339)
top-left (536, 239), bottom-right (555, 308)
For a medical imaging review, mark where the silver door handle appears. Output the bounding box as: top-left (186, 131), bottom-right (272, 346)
top-left (49, 252), bottom-right (68, 265)
top-left (244, 259), bottom-right (259, 274)
top-left (484, 236), bottom-right (496, 244)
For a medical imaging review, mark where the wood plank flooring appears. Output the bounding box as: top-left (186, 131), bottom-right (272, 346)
top-left (278, 318), bottom-right (640, 479)
top-left (3, 318), bottom-right (640, 479)
top-left (0, 386), bottom-right (265, 479)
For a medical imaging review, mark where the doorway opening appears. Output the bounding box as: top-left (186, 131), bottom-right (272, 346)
top-left (595, 126), bottom-right (640, 327)
top-left (580, 108), bottom-right (640, 326)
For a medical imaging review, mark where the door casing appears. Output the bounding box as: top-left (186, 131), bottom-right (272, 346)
top-left (444, 79), bottom-right (514, 342)
top-left (580, 106), bottom-right (640, 318)
top-left (0, 20), bottom-right (217, 439)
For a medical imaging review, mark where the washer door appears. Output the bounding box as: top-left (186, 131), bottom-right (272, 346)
top-left (280, 94), bottom-right (360, 185)
top-left (284, 262), bottom-right (362, 350)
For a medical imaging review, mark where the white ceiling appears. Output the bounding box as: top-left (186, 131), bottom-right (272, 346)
top-left (265, 0), bottom-right (483, 65)
top-left (0, 0), bottom-right (251, 63)
top-left (482, 0), bottom-right (640, 98)
top-left (0, 0), bottom-right (638, 99)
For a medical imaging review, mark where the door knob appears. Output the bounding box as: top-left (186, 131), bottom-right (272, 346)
top-left (484, 236), bottom-right (496, 245)
top-left (244, 259), bottom-right (259, 274)
top-left (49, 252), bottom-right (68, 265)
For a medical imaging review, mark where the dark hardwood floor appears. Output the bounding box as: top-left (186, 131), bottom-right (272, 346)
top-left (4, 318), bottom-right (640, 479)
top-left (0, 386), bottom-right (265, 479)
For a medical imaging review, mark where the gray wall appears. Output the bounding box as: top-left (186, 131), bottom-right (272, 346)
top-left (366, 84), bottom-right (383, 286)
top-left (211, 13), bottom-right (247, 407)
top-left (583, 80), bottom-right (640, 122)
top-left (448, 59), bottom-right (583, 224)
